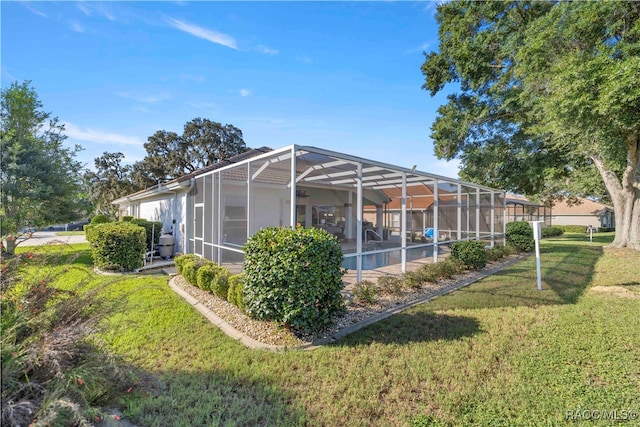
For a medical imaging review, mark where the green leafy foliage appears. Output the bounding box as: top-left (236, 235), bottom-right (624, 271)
top-left (506, 222), bottom-right (534, 252)
top-left (83, 152), bottom-right (137, 217)
top-left (181, 259), bottom-right (208, 286)
top-left (227, 274), bottom-right (245, 311)
top-left (243, 227), bottom-right (346, 333)
top-left (352, 280), bottom-right (377, 305)
top-left (90, 214), bottom-right (112, 224)
top-left (196, 263), bottom-right (231, 298)
top-left (485, 245), bottom-right (506, 262)
top-left (1, 250), bottom-right (135, 425)
top-left (122, 216), bottom-right (134, 222)
top-left (129, 218), bottom-right (163, 251)
top-left (131, 117), bottom-right (249, 188)
top-left (174, 254), bottom-right (201, 275)
top-left (542, 226), bottom-right (564, 237)
top-left (558, 225), bottom-right (590, 233)
top-left (88, 222), bottom-right (146, 272)
top-left (377, 275), bottom-right (404, 294)
top-left (1, 81), bottom-right (86, 255)
top-left (422, 1), bottom-right (640, 249)
top-left (451, 240), bottom-right (488, 269)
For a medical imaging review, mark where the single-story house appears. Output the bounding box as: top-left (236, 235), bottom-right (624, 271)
top-left (550, 197), bottom-right (614, 230)
top-left (113, 145), bottom-right (507, 281)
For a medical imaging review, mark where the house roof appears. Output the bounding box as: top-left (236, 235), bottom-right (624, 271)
top-left (112, 147), bottom-right (272, 204)
top-left (551, 197), bottom-right (613, 215)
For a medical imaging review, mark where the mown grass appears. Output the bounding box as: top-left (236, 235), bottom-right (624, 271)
top-left (17, 234), bottom-right (640, 426)
top-left (54, 231), bottom-right (86, 236)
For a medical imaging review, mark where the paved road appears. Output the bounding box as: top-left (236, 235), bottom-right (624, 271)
top-left (16, 231), bottom-right (88, 247)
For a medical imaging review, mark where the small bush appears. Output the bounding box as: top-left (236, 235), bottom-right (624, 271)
top-left (433, 257), bottom-right (466, 279)
top-left (182, 259), bottom-right (207, 285)
top-left (196, 263), bottom-right (219, 291)
top-left (174, 254), bottom-right (201, 275)
top-left (542, 226), bottom-right (564, 237)
top-left (451, 240), bottom-right (487, 269)
top-left (415, 263), bottom-right (440, 283)
top-left (90, 214), bottom-right (112, 224)
top-left (243, 227), bottom-right (345, 333)
top-left (227, 274), bottom-right (245, 311)
top-left (403, 271), bottom-right (425, 289)
top-left (505, 221), bottom-right (534, 252)
top-left (378, 275), bottom-right (404, 294)
top-left (353, 280), bottom-right (377, 305)
top-left (122, 216), bottom-right (134, 222)
top-left (88, 222), bottom-right (146, 272)
top-left (486, 246), bottom-right (506, 262)
top-left (207, 265), bottom-right (231, 299)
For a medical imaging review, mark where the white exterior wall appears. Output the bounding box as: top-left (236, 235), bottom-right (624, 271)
top-left (136, 193), bottom-right (188, 253)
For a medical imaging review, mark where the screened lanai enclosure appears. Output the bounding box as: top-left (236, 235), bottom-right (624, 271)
top-left (187, 145), bottom-right (506, 281)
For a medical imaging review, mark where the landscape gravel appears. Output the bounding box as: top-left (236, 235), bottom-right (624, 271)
top-left (172, 254), bottom-right (527, 347)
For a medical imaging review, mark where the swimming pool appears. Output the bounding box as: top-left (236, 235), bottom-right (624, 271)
top-left (342, 246), bottom-right (434, 270)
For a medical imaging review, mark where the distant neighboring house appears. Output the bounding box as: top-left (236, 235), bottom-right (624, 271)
top-left (551, 197), bottom-right (614, 230)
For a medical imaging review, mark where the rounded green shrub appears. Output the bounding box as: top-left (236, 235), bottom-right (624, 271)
top-left (378, 275), bottom-right (404, 293)
top-left (88, 222), bottom-right (146, 272)
top-left (451, 240), bottom-right (487, 269)
top-left (243, 227), bottom-right (346, 333)
top-left (122, 216), bottom-right (134, 222)
top-left (91, 214), bottom-right (112, 224)
top-left (227, 274), bottom-right (245, 311)
top-left (505, 221), bottom-right (534, 252)
top-left (174, 254), bottom-right (201, 275)
top-left (182, 259), bottom-right (207, 285)
top-left (196, 263), bottom-right (231, 298)
top-left (434, 257), bottom-right (466, 279)
top-left (542, 226), bottom-right (564, 237)
top-left (485, 245), bottom-right (506, 262)
top-left (196, 263), bottom-right (219, 291)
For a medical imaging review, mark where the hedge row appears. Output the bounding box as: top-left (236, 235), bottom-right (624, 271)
top-left (174, 254), bottom-right (244, 311)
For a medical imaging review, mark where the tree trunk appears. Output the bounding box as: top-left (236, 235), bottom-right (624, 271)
top-left (2, 235), bottom-right (18, 257)
top-left (592, 134), bottom-right (640, 250)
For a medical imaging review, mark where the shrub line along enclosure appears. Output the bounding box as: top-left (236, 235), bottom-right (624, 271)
top-left (113, 145), bottom-right (507, 281)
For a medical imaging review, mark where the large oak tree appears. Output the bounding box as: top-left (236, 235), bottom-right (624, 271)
top-left (422, 1), bottom-right (639, 249)
top-left (132, 117), bottom-right (248, 187)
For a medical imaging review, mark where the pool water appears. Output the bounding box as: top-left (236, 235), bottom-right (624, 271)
top-left (342, 246), bottom-right (434, 270)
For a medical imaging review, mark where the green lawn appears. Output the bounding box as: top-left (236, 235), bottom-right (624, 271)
top-left (18, 234), bottom-right (640, 426)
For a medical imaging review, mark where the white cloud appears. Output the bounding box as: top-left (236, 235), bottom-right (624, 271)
top-left (256, 45), bottom-right (278, 55)
top-left (76, 2), bottom-right (115, 21)
top-left (21, 2), bottom-right (48, 18)
top-left (239, 89), bottom-right (250, 97)
top-left (296, 55), bottom-right (314, 64)
top-left (70, 22), bottom-right (85, 33)
top-left (77, 2), bottom-right (92, 16)
top-left (117, 91), bottom-right (172, 104)
top-left (166, 18), bottom-right (238, 50)
top-left (180, 73), bottom-right (205, 83)
top-left (63, 122), bottom-right (144, 146)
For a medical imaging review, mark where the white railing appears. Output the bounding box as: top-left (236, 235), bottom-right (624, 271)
top-left (364, 228), bottom-right (383, 245)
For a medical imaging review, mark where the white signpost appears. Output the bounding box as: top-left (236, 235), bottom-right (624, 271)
top-left (531, 221), bottom-right (543, 291)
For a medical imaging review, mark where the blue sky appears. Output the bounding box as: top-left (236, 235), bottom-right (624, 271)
top-left (2, 1), bottom-right (460, 177)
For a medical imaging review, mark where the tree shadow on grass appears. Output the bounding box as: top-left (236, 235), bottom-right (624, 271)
top-left (335, 311), bottom-right (481, 347)
top-left (122, 369), bottom-right (307, 426)
top-left (417, 243), bottom-right (604, 313)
